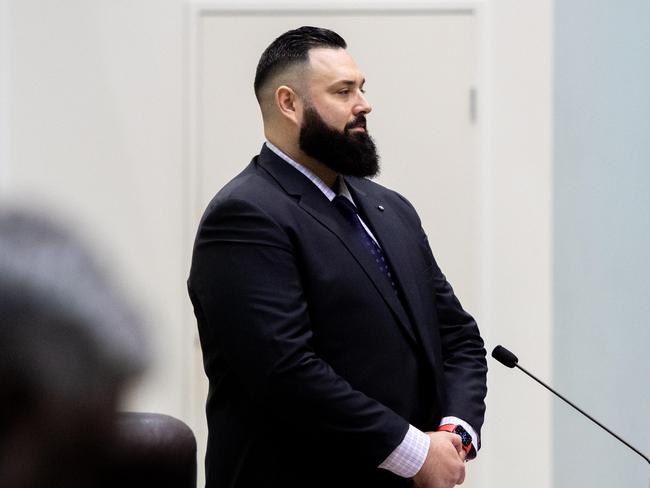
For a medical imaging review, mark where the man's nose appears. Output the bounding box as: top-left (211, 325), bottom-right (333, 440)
top-left (354, 91), bottom-right (372, 115)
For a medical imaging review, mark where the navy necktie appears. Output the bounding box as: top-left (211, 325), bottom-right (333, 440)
top-left (332, 195), bottom-right (397, 292)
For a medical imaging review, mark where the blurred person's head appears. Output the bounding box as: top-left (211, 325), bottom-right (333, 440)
top-left (0, 208), bottom-right (146, 487)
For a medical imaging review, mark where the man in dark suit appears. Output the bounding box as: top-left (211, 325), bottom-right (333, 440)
top-left (188, 26), bottom-right (487, 488)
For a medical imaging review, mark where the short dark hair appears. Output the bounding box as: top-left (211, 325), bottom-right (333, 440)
top-left (254, 26), bottom-right (347, 101)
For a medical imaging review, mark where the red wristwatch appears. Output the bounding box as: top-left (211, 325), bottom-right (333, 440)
top-left (437, 423), bottom-right (475, 459)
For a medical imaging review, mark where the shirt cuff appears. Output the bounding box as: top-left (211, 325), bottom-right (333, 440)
top-left (439, 416), bottom-right (480, 455)
top-left (378, 424), bottom-right (430, 478)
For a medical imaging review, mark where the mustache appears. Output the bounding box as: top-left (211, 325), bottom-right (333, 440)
top-left (345, 114), bottom-right (367, 132)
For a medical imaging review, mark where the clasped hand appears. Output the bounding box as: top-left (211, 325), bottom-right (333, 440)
top-left (412, 431), bottom-right (466, 488)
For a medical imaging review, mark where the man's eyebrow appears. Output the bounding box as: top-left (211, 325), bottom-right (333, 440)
top-left (331, 78), bottom-right (366, 88)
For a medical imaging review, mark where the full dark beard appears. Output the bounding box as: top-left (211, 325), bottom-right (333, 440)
top-left (298, 106), bottom-right (380, 178)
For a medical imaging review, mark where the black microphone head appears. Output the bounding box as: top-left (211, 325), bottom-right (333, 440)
top-left (492, 345), bottom-right (519, 368)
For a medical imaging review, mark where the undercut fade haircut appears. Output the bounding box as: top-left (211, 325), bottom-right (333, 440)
top-left (254, 26), bottom-right (347, 102)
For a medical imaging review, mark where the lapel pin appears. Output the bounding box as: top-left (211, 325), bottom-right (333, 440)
top-left (377, 205), bottom-right (385, 212)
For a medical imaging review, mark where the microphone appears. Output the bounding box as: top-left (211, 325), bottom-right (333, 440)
top-left (492, 345), bottom-right (518, 368)
top-left (492, 345), bottom-right (650, 465)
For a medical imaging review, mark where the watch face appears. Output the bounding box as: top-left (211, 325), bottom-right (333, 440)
top-left (454, 425), bottom-right (472, 447)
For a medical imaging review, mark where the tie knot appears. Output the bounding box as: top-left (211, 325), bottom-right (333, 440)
top-left (333, 195), bottom-right (358, 220)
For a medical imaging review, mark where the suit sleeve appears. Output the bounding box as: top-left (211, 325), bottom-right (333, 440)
top-left (423, 231), bottom-right (488, 447)
top-left (189, 197), bottom-right (409, 467)
top-left (394, 191), bottom-right (487, 446)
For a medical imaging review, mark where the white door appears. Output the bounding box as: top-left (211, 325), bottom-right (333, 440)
top-left (192, 9), bottom-right (479, 485)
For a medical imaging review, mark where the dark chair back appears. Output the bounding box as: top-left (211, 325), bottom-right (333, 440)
top-left (106, 412), bottom-right (197, 488)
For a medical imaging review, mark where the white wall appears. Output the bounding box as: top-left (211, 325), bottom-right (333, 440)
top-left (0, 0), bottom-right (11, 192)
top-left (482, 0), bottom-right (553, 486)
top-left (1, 1), bottom-right (554, 487)
top-left (2, 0), bottom-right (189, 418)
top-left (553, 0), bottom-right (650, 486)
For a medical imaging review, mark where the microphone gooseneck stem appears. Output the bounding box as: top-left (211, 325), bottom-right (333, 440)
top-left (515, 364), bottom-right (650, 465)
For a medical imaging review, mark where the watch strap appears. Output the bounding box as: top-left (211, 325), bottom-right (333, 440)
top-left (437, 423), bottom-right (474, 458)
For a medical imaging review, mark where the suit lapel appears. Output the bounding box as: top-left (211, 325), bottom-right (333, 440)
top-left (256, 145), bottom-right (419, 346)
top-left (346, 178), bottom-right (440, 371)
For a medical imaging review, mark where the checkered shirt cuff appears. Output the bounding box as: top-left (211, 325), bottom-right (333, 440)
top-left (378, 424), bottom-right (430, 478)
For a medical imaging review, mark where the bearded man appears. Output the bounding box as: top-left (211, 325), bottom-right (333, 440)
top-left (188, 26), bottom-right (487, 488)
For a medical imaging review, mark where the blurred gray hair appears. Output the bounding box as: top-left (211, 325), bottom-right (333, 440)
top-left (0, 208), bottom-right (147, 404)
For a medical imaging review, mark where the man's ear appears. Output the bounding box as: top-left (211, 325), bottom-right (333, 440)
top-left (275, 85), bottom-right (302, 126)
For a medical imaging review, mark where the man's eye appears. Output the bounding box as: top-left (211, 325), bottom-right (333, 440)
top-left (338, 89), bottom-right (350, 95)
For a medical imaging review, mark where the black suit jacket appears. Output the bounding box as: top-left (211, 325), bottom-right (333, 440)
top-left (188, 144), bottom-right (487, 487)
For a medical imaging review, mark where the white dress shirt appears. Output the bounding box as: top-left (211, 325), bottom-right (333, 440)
top-left (265, 141), bottom-right (479, 478)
